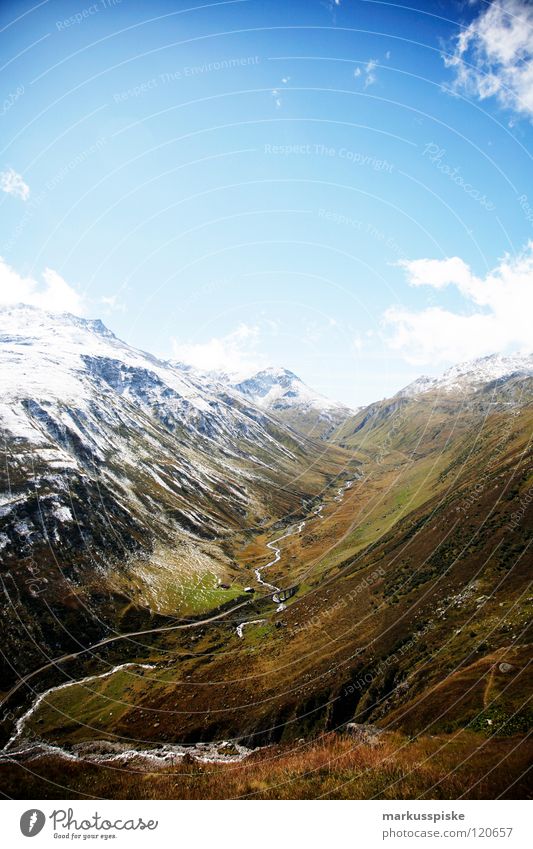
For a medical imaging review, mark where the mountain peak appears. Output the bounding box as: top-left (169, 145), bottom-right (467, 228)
top-left (76, 316), bottom-right (115, 338)
top-left (0, 303), bottom-right (115, 339)
top-left (232, 365), bottom-right (352, 438)
top-left (398, 351), bottom-right (533, 398)
top-left (238, 366), bottom-right (300, 390)
top-left (235, 366), bottom-right (336, 409)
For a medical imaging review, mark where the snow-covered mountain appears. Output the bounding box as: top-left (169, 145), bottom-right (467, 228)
top-left (233, 367), bottom-right (353, 438)
top-left (0, 306), bottom-right (298, 456)
top-left (235, 367), bottom-right (329, 409)
top-left (0, 306), bottom-right (330, 547)
top-left (0, 305), bottom-right (345, 679)
top-left (398, 353), bottom-right (533, 398)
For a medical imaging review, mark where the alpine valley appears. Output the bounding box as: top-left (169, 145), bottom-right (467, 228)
top-left (0, 305), bottom-right (531, 799)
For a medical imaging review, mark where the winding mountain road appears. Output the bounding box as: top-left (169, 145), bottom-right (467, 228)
top-left (0, 598), bottom-right (252, 708)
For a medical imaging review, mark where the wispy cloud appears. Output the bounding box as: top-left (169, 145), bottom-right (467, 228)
top-left (354, 52), bottom-right (390, 88)
top-left (382, 243), bottom-right (533, 363)
top-left (0, 168), bottom-right (30, 201)
top-left (0, 257), bottom-right (85, 314)
top-left (444, 0), bottom-right (533, 120)
top-left (272, 75), bottom-right (291, 109)
top-left (171, 323), bottom-right (266, 378)
top-left (100, 293), bottom-right (126, 313)
top-left (364, 58), bottom-right (378, 88)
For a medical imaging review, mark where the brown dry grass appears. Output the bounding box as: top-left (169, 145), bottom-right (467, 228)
top-left (1, 730), bottom-right (530, 800)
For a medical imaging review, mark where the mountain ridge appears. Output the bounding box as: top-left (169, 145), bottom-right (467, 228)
top-left (0, 305), bottom-right (353, 685)
top-left (397, 352), bottom-right (533, 398)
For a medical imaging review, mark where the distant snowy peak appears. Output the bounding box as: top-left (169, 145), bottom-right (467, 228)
top-left (399, 353), bottom-right (533, 398)
top-left (234, 367), bottom-right (347, 415)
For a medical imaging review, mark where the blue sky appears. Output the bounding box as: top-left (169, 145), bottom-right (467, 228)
top-left (1, 0), bottom-right (532, 406)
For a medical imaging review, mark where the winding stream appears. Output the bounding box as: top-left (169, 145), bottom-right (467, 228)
top-left (236, 479), bottom-right (354, 637)
top-left (1, 662), bottom-right (253, 766)
top-left (4, 662), bottom-right (155, 755)
top-left (255, 521), bottom-right (306, 593)
top-left (236, 618), bottom-right (267, 638)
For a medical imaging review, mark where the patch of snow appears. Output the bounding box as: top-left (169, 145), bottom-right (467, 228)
top-left (53, 505), bottom-right (73, 523)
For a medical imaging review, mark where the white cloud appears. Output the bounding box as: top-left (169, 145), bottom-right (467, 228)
top-left (445, 0), bottom-right (533, 119)
top-left (0, 257), bottom-right (84, 315)
top-left (171, 323), bottom-right (266, 378)
top-left (396, 256), bottom-right (473, 292)
top-left (353, 334), bottom-right (364, 352)
top-left (271, 88), bottom-right (282, 109)
top-left (0, 168), bottom-right (30, 201)
top-left (383, 243), bottom-right (533, 363)
top-left (364, 59), bottom-right (378, 88)
top-left (100, 294), bottom-right (126, 313)
top-left (354, 55), bottom-right (389, 88)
